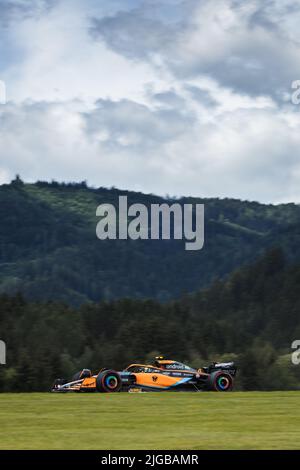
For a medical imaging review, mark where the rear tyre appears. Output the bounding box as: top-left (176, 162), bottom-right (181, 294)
top-left (96, 369), bottom-right (122, 393)
top-left (72, 369), bottom-right (92, 381)
top-left (206, 371), bottom-right (233, 391)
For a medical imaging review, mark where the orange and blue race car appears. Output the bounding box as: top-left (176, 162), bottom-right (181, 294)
top-left (51, 357), bottom-right (237, 393)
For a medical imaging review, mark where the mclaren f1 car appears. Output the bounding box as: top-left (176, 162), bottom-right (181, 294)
top-left (51, 357), bottom-right (237, 393)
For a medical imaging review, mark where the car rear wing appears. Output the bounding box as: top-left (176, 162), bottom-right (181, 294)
top-left (204, 361), bottom-right (237, 377)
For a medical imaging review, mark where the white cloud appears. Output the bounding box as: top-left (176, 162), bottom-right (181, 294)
top-left (1, 94), bottom-right (300, 203)
top-left (92, 0), bottom-right (300, 99)
top-left (2, 0), bottom-right (164, 105)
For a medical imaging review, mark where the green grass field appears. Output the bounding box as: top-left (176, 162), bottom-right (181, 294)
top-left (0, 392), bottom-right (299, 450)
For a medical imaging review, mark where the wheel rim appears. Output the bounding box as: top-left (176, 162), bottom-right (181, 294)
top-left (217, 375), bottom-right (230, 390)
top-left (105, 375), bottom-right (119, 390)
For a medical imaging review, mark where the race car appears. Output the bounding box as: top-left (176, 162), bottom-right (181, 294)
top-left (51, 357), bottom-right (237, 393)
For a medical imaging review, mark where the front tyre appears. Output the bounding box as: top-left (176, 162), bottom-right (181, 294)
top-left (207, 371), bottom-right (233, 391)
top-left (96, 369), bottom-right (122, 393)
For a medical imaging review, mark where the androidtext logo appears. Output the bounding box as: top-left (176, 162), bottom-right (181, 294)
top-left (96, 196), bottom-right (204, 251)
top-left (0, 340), bottom-right (6, 365)
top-left (0, 80), bottom-right (6, 105)
top-left (291, 340), bottom-right (300, 365)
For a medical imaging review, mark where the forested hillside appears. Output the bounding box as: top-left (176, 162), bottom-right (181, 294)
top-left (0, 249), bottom-right (299, 391)
top-left (1, 178), bottom-right (300, 304)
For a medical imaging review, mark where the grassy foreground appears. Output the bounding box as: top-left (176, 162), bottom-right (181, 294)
top-left (0, 392), bottom-right (299, 450)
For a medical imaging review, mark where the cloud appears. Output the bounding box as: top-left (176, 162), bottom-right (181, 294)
top-left (91, 0), bottom-right (300, 100)
top-left (1, 93), bottom-right (300, 203)
top-left (83, 97), bottom-right (194, 149)
top-left (1, 0), bottom-right (163, 105)
top-left (90, 9), bottom-right (174, 61)
top-left (0, 0), bottom-right (56, 26)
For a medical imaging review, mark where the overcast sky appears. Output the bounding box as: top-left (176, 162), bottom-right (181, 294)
top-left (0, 0), bottom-right (300, 203)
